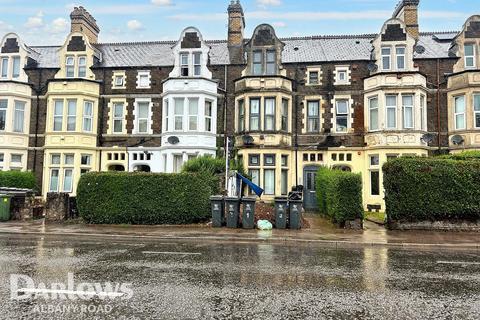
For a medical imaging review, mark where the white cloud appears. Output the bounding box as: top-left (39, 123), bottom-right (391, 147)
top-left (0, 20), bottom-right (13, 33)
top-left (24, 11), bottom-right (44, 29)
top-left (127, 19), bottom-right (144, 31)
top-left (272, 21), bottom-right (286, 27)
top-left (257, 0), bottom-right (282, 7)
top-left (151, 0), bottom-right (173, 6)
top-left (49, 18), bottom-right (68, 34)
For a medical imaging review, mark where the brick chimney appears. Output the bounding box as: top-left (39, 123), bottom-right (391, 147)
top-left (393, 0), bottom-right (420, 39)
top-left (70, 6), bottom-right (100, 44)
top-left (228, 0), bottom-right (245, 64)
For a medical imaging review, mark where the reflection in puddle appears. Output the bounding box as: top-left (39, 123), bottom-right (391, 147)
top-left (363, 247), bottom-right (389, 292)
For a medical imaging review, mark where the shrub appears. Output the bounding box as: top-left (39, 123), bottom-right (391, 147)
top-left (436, 151), bottom-right (480, 161)
top-left (76, 172), bottom-right (216, 225)
top-left (316, 167), bottom-right (363, 226)
top-left (0, 171), bottom-right (37, 190)
top-left (383, 157), bottom-right (480, 223)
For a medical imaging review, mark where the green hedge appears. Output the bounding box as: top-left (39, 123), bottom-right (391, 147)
top-left (77, 172), bottom-right (217, 225)
top-left (436, 151), bottom-right (480, 161)
top-left (0, 171), bottom-right (37, 190)
top-left (316, 167), bottom-right (364, 225)
top-left (383, 157), bottom-right (480, 223)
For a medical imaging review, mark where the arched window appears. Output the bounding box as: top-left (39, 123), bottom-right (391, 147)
top-left (134, 165), bottom-right (151, 172)
top-left (108, 164), bottom-right (125, 172)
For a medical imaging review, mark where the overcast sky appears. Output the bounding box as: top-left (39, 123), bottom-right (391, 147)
top-left (0, 0), bottom-right (476, 45)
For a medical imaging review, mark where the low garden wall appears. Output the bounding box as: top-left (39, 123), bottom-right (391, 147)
top-left (316, 167), bottom-right (364, 229)
top-left (383, 156), bottom-right (480, 230)
top-left (77, 172), bottom-right (216, 225)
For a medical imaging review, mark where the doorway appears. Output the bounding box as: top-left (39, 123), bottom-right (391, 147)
top-left (303, 166), bottom-right (319, 211)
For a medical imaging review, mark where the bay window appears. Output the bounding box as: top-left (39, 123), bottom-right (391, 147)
top-left (369, 97), bottom-right (379, 131)
top-left (307, 101), bottom-right (319, 133)
top-left (264, 98), bottom-right (275, 131)
top-left (454, 95), bottom-right (466, 130)
top-left (205, 100), bottom-right (213, 132)
top-left (12, 56), bottom-right (20, 78)
top-left (385, 95), bottom-right (397, 129)
top-left (66, 56), bottom-right (75, 78)
top-left (249, 169), bottom-right (260, 195)
top-left (474, 94), bottom-right (480, 128)
top-left (63, 169), bottom-right (73, 193)
top-left (250, 98), bottom-right (260, 131)
top-left (281, 99), bottom-right (288, 131)
top-left (66, 100), bottom-right (76, 131)
top-left (83, 101), bottom-right (93, 132)
top-left (174, 98), bottom-right (184, 131)
top-left (420, 94), bottom-right (426, 131)
top-left (53, 100), bottom-right (63, 131)
top-left (113, 102), bottom-right (124, 133)
top-left (173, 154), bottom-right (183, 173)
top-left (238, 99), bottom-right (245, 132)
top-left (188, 98), bottom-right (198, 131)
top-left (0, 100), bottom-right (7, 131)
top-left (13, 101), bottom-right (25, 133)
top-left (264, 169), bottom-right (275, 195)
top-left (335, 100), bottom-right (349, 132)
top-left (164, 100), bottom-right (169, 132)
top-left (49, 169), bottom-right (60, 192)
top-left (464, 44), bottom-right (475, 69)
top-left (396, 46), bottom-right (405, 70)
top-left (402, 95), bottom-right (414, 129)
top-left (136, 102), bottom-right (150, 133)
top-left (381, 47), bottom-right (391, 70)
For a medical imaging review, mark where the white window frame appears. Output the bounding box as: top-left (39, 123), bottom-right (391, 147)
top-left (180, 53), bottom-right (189, 77)
top-left (78, 56), bottom-right (87, 78)
top-left (205, 100), bottom-right (213, 133)
top-left (83, 101), bottom-right (93, 132)
top-left (381, 47), bottom-right (391, 71)
top-left (402, 94), bottom-right (414, 129)
top-left (81, 154), bottom-right (92, 166)
top-left (308, 71), bottom-right (319, 85)
top-left (264, 169), bottom-right (275, 195)
top-left (396, 46), bottom-right (406, 70)
top-left (385, 95), bottom-right (397, 130)
top-left (112, 102), bottom-right (124, 134)
top-left (369, 96), bottom-right (379, 131)
top-left (12, 56), bottom-right (20, 79)
top-left (13, 100), bottom-right (25, 133)
top-left (464, 44), bottom-right (476, 69)
top-left (62, 168), bottom-right (74, 193)
top-left (281, 99), bottom-right (288, 131)
top-left (335, 99), bottom-right (349, 133)
top-left (66, 56), bottom-right (75, 78)
top-left (264, 97), bottom-right (276, 131)
top-left (454, 95), bottom-right (466, 130)
top-left (188, 98), bottom-right (198, 131)
top-left (1, 57), bottom-right (8, 78)
top-left (474, 94), bottom-right (480, 129)
top-left (114, 75), bottom-right (124, 87)
top-left (49, 168), bottom-right (60, 192)
top-left (53, 100), bottom-right (64, 131)
top-left (163, 99), bottom-right (169, 132)
top-left (174, 98), bottom-right (184, 131)
top-left (238, 99), bottom-right (245, 132)
top-left (0, 99), bottom-right (7, 131)
top-left (66, 99), bottom-right (77, 132)
top-left (136, 71), bottom-right (151, 89)
top-left (249, 98), bottom-right (260, 131)
top-left (252, 50), bottom-right (263, 75)
top-left (193, 52), bottom-right (201, 77)
top-left (307, 100), bottom-right (320, 133)
top-left (135, 100), bottom-right (151, 134)
top-left (420, 94), bottom-right (426, 131)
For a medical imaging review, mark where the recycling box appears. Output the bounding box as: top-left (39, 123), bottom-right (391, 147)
top-left (241, 197), bottom-right (256, 229)
top-left (225, 197), bottom-right (240, 228)
top-left (0, 195), bottom-right (12, 222)
top-left (274, 197), bottom-right (288, 229)
top-left (210, 196), bottom-right (224, 228)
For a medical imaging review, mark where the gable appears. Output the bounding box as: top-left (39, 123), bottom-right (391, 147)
top-left (67, 36), bottom-right (87, 52)
top-left (181, 32), bottom-right (201, 49)
top-left (381, 24), bottom-right (407, 42)
top-left (1, 38), bottom-right (20, 54)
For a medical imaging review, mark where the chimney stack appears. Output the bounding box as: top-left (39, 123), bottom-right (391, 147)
top-left (228, 0), bottom-right (245, 64)
top-left (393, 0), bottom-right (420, 39)
top-left (70, 6), bottom-right (100, 44)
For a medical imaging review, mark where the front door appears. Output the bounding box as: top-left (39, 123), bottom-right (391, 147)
top-left (303, 166), bottom-right (318, 211)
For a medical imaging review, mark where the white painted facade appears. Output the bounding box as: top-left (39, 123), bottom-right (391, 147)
top-left (160, 27), bottom-right (219, 173)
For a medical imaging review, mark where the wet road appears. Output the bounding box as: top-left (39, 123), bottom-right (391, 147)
top-left (0, 234), bottom-right (479, 319)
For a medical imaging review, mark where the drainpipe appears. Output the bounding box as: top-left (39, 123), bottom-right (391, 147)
top-left (97, 68), bottom-right (106, 172)
top-left (293, 64), bottom-right (299, 187)
top-left (224, 65), bottom-right (228, 193)
top-left (436, 58), bottom-right (441, 151)
top-left (33, 68), bottom-right (42, 174)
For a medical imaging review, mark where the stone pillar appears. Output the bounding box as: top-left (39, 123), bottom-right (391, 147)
top-left (45, 193), bottom-right (70, 221)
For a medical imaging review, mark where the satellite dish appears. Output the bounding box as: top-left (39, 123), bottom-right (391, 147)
top-left (242, 135), bottom-right (254, 145)
top-left (414, 45), bottom-right (426, 54)
top-left (421, 133), bottom-right (435, 144)
top-left (167, 136), bottom-right (180, 145)
top-left (367, 62), bottom-right (378, 73)
top-left (451, 135), bottom-right (464, 145)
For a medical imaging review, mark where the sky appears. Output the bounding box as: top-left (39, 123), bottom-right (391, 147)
top-left (0, 0), bottom-right (477, 45)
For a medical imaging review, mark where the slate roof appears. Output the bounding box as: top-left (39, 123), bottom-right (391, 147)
top-left (28, 32), bottom-right (458, 69)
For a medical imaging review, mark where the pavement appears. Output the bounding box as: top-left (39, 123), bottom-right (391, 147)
top-left (0, 215), bottom-right (479, 249)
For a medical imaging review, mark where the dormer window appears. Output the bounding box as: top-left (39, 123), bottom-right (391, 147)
top-left (180, 53), bottom-right (189, 76)
top-left (266, 50), bottom-right (276, 75)
top-left (252, 51), bottom-right (262, 75)
top-left (396, 46), bottom-right (406, 70)
top-left (1, 58), bottom-right (8, 78)
top-left (252, 50), bottom-right (277, 76)
top-left (465, 44), bottom-right (476, 69)
top-left (381, 47), bottom-right (391, 70)
top-left (78, 56), bottom-right (87, 77)
top-left (12, 57), bottom-right (20, 79)
top-left (66, 56), bottom-right (75, 78)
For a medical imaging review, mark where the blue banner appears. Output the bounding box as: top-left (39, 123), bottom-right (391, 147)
top-left (236, 173), bottom-right (264, 197)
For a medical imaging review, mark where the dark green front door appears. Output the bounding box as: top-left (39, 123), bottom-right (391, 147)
top-left (303, 166), bottom-right (318, 211)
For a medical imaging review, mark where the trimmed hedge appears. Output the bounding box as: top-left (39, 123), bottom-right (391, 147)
top-left (76, 172), bottom-right (217, 225)
top-left (316, 167), bottom-right (364, 225)
top-left (0, 171), bottom-right (37, 190)
top-left (437, 151), bottom-right (480, 161)
top-left (383, 157), bottom-right (480, 223)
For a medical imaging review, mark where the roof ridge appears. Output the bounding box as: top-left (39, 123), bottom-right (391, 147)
top-left (420, 31), bottom-right (458, 35)
top-left (96, 40), bottom-right (176, 46)
top-left (280, 33), bottom-right (377, 40)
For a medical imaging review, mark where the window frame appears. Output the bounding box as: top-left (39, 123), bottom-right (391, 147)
top-left (188, 98), bottom-right (198, 131)
top-left (248, 154), bottom-right (260, 166)
top-left (266, 50), bottom-right (276, 75)
top-left (249, 98), bottom-right (261, 131)
top-left (474, 94), bottom-right (480, 129)
top-left (65, 56), bottom-right (75, 78)
top-left (180, 53), bottom-right (189, 77)
top-left (309, 71), bottom-right (319, 85)
top-left (136, 101), bottom-right (150, 134)
top-left (307, 100), bottom-right (320, 133)
top-left (193, 52), bottom-right (202, 76)
top-left (252, 50), bottom-right (263, 75)
top-left (248, 169), bottom-right (260, 195)
top-left (13, 100), bottom-right (25, 133)
top-left (1, 57), bottom-right (8, 78)
top-left (174, 98), bottom-right (184, 131)
top-left (137, 71), bottom-right (151, 89)
top-left (238, 99), bottom-right (245, 132)
top-left (369, 96), bottom-right (379, 131)
top-left (264, 97), bottom-right (276, 131)
top-left (77, 56), bottom-right (87, 78)
top-left (83, 101), bottom-right (93, 132)
top-left (264, 154), bottom-right (276, 167)
top-left (281, 169), bottom-right (288, 196)
top-left (385, 94), bottom-right (397, 130)
top-left (205, 100), bottom-right (213, 132)
top-left (281, 98), bottom-right (288, 131)
top-left (335, 99), bottom-right (349, 133)
top-left (454, 95), bottom-right (466, 130)
top-left (53, 100), bottom-right (64, 131)
top-left (396, 46), bottom-right (406, 70)
top-left (49, 168), bottom-right (60, 192)
top-left (464, 43), bottom-right (476, 69)
top-left (12, 56), bottom-right (20, 79)
top-left (66, 99), bottom-right (77, 132)
top-left (263, 169), bottom-right (275, 195)
top-left (62, 168), bottom-right (74, 193)
top-left (420, 94), bottom-right (426, 131)
top-left (0, 99), bottom-right (7, 131)
top-left (112, 102), bottom-right (124, 134)
top-left (402, 94), bottom-right (414, 129)
top-left (114, 75), bottom-right (125, 87)
top-left (381, 46), bottom-right (391, 71)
